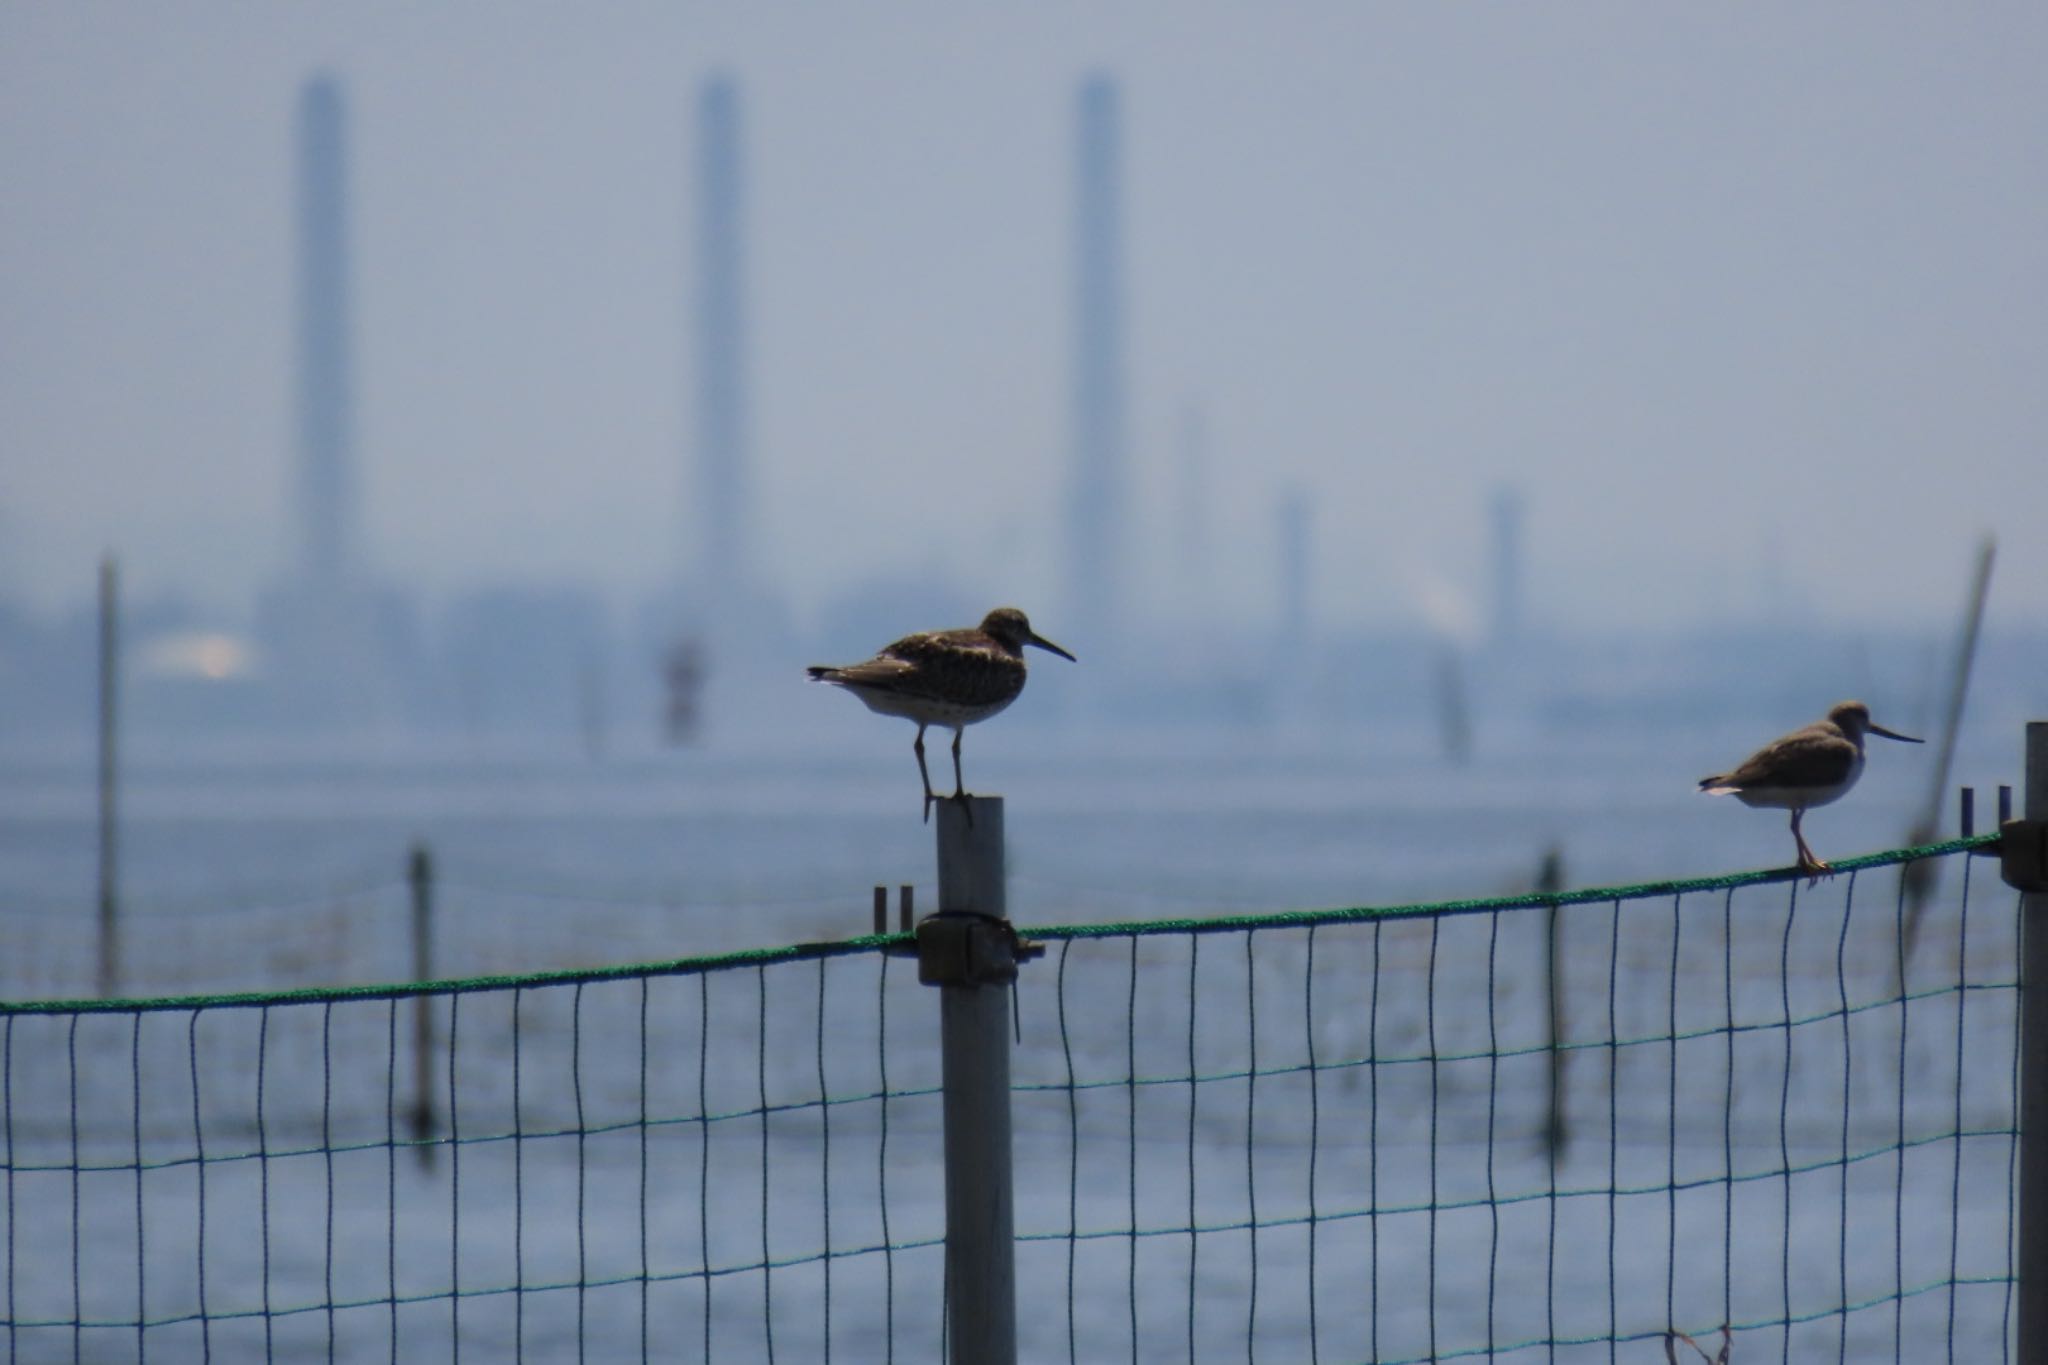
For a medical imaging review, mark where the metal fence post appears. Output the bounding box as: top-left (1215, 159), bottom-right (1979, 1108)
top-left (918, 794), bottom-right (1034, 1365)
top-left (409, 842), bottom-right (437, 1158)
top-left (2017, 722), bottom-right (2048, 1357)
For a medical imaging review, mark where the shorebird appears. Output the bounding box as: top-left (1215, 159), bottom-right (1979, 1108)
top-left (1699, 700), bottom-right (1922, 881)
top-left (807, 607), bottom-right (1075, 820)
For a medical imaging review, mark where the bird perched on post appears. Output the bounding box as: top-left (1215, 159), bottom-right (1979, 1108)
top-left (1699, 700), bottom-right (1922, 881)
top-left (807, 607), bottom-right (1075, 821)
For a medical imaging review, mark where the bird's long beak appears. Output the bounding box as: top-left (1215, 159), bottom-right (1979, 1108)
top-left (1027, 632), bottom-right (1077, 662)
top-left (1869, 723), bottom-right (1922, 743)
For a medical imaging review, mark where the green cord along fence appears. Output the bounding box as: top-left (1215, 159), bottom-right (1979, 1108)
top-left (2, 820), bottom-right (2039, 1358)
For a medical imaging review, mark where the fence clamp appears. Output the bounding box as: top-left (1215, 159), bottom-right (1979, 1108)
top-left (2001, 819), bottom-right (2048, 894)
top-left (916, 910), bottom-right (1044, 988)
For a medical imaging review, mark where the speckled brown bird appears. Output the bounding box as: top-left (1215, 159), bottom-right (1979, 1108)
top-left (808, 607), bottom-right (1075, 820)
top-left (1699, 700), bottom-right (1922, 880)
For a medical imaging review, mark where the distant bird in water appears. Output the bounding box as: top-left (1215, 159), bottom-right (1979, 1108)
top-left (1699, 700), bottom-right (1922, 881)
top-left (808, 607), bottom-right (1075, 821)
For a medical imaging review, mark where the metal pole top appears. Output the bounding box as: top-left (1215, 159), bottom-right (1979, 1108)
top-left (2003, 726), bottom-right (2048, 893)
top-left (922, 796), bottom-right (1043, 986)
top-left (923, 791), bottom-right (1021, 1365)
top-left (935, 795), bottom-right (1004, 919)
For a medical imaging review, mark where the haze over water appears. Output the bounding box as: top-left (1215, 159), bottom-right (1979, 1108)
top-left (4, 5), bottom-right (2046, 632)
top-left (4, 4), bottom-right (2046, 990)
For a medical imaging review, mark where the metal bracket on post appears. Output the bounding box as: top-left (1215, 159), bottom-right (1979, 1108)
top-left (916, 911), bottom-right (1041, 986)
top-left (918, 793), bottom-right (1032, 1365)
top-left (2000, 819), bottom-right (2048, 893)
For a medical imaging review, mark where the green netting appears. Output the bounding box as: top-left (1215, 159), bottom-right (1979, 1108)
top-left (0, 834), bottom-right (1997, 1016)
top-left (0, 835), bottom-right (2021, 1360)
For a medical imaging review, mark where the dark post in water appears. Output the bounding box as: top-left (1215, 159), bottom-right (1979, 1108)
top-left (97, 556), bottom-right (120, 998)
top-left (409, 843), bottom-right (437, 1161)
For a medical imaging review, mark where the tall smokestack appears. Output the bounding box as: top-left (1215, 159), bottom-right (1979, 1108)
top-left (1066, 74), bottom-right (1126, 655)
top-left (694, 74), bottom-right (751, 620)
top-left (295, 74), bottom-right (355, 589)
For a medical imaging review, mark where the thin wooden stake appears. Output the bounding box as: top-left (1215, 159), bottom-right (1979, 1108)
top-left (1539, 845), bottom-right (1569, 1160)
top-left (96, 556), bottom-right (120, 999)
top-left (409, 843), bottom-right (437, 1164)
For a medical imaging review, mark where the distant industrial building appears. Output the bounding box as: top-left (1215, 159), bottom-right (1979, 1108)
top-left (692, 73), bottom-right (755, 629)
top-left (639, 73), bottom-right (789, 740)
top-left (294, 73), bottom-right (357, 592)
top-left (255, 72), bottom-right (417, 729)
top-left (1065, 74), bottom-right (1127, 660)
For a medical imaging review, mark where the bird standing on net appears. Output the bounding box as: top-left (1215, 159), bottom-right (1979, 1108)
top-left (808, 607), bottom-right (1076, 821)
top-left (1699, 699), bottom-right (1922, 882)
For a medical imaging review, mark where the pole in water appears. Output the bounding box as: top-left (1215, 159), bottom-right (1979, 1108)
top-left (409, 842), bottom-right (437, 1164)
top-left (97, 555), bottom-right (120, 999)
top-left (1902, 536), bottom-right (1996, 940)
top-left (1432, 640), bottom-right (1472, 766)
top-left (1537, 844), bottom-right (1568, 1161)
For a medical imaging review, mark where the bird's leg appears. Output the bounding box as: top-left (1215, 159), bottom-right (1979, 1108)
top-left (1790, 809), bottom-right (1831, 883)
top-left (914, 724), bottom-right (935, 824)
top-left (950, 727), bottom-right (973, 827)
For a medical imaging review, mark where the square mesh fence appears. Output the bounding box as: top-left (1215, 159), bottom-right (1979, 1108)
top-left (0, 840), bottom-right (2021, 1361)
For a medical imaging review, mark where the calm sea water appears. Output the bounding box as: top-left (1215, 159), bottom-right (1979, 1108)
top-left (0, 701), bottom-right (2029, 997)
top-left (0, 706), bottom-right (2028, 1359)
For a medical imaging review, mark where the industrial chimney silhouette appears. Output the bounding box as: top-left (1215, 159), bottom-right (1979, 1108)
top-left (1065, 74), bottom-right (1127, 658)
top-left (295, 72), bottom-right (356, 592)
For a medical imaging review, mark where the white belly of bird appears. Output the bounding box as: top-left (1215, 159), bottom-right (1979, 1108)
top-left (1732, 752), bottom-right (1863, 812)
top-left (845, 685), bottom-right (1015, 729)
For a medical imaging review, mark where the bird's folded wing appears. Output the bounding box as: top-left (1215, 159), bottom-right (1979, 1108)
top-left (880, 634), bottom-right (1027, 708)
top-left (825, 656), bottom-right (919, 688)
top-left (1726, 731), bottom-right (1856, 790)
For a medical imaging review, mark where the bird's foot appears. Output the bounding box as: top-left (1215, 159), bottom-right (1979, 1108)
top-left (922, 789), bottom-right (935, 825)
top-left (1796, 852), bottom-right (1834, 887)
top-left (954, 787), bottom-right (973, 827)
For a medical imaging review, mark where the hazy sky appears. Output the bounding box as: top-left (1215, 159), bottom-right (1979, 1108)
top-left (3, 3), bottom-right (2043, 638)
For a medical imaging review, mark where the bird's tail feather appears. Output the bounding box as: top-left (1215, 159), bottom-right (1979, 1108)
top-left (1699, 775), bottom-right (1737, 794)
top-left (806, 665), bottom-right (839, 682)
